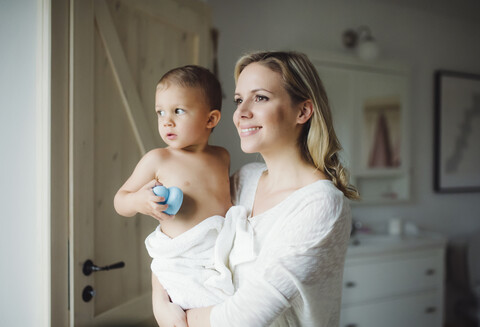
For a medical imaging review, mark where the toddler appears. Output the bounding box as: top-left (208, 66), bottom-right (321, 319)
top-left (114, 65), bottom-right (244, 309)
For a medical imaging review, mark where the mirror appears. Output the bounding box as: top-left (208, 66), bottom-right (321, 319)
top-left (310, 51), bottom-right (411, 204)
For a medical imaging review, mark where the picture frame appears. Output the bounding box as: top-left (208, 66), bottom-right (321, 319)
top-left (434, 70), bottom-right (480, 193)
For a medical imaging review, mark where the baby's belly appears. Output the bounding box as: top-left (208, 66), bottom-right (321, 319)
top-left (160, 195), bottom-right (230, 238)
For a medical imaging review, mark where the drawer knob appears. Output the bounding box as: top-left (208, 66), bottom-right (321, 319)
top-left (345, 281), bottom-right (356, 288)
top-left (425, 268), bottom-right (435, 276)
top-left (425, 306), bottom-right (436, 314)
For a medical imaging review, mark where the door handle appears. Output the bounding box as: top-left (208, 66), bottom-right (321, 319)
top-left (82, 259), bottom-right (125, 276)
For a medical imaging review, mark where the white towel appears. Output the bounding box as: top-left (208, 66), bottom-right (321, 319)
top-left (145, 205), bottom-right (248, 309)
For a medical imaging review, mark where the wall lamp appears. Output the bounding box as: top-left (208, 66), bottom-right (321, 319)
top-left (342, 26), bottom-right (380, 61)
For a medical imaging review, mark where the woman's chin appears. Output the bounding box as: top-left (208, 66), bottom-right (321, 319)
top-left (240, 143), bottom-right (259, 154)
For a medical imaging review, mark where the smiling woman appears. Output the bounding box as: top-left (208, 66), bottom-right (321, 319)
top-left (171, 51), bottom-right (359, 327)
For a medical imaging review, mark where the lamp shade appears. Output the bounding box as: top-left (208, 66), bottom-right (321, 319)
top-left (357, 38), bottom-right (380, 61)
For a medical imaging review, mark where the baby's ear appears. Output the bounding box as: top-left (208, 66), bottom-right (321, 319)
top-left (206, 109), bottom-right (221, 129)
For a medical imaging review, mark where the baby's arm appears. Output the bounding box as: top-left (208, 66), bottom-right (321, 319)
top-left (114, 149), bottom-right (171, 221)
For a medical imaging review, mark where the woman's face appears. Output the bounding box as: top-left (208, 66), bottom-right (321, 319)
top-left (233, 63), bottom-right (302, 155)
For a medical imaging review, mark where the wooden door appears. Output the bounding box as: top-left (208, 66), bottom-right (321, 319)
top-left (70, 0), bottom-right (212, 325)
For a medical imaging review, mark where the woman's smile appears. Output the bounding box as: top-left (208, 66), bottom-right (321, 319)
top-left (239, 126), bottom-right (262, 137)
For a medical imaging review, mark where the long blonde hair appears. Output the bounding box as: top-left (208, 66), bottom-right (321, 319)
top-left (235, 51), bottom-right (359, 200)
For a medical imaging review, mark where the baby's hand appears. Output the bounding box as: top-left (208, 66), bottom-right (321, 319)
top-left (135, 180), bottom-right (174, 222)
top-left (152, 185), bottom-right (183, 216)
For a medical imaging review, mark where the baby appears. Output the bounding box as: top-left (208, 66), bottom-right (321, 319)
top-left (114, 65), bottom-right (243, 309)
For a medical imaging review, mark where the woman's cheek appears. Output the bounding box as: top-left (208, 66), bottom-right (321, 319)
top-left (232, 109), bottom-right (239, 124)
top-left (232, 112), bottom-right (241, 133)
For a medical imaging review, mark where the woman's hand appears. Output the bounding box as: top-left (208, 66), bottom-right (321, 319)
top-left (152, 273), bottom-right (187, 327)
top-left (131, 179), bottom-right (174, 221)
top-left (156, 302), bottom-right (187, 327)
top-left (186, 307), bottom-right (213, 327)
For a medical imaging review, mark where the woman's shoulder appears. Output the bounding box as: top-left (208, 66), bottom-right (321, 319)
top-left (231, 162), bottom-right (265, 186)
top-left (263, 182), bottom-right (351, 249)
top-left (237, 162), bottom-right (265, 177)
top-left (285, 180), bottom-right (351, 224)
top-left (230, 162), bottom-right (266, 207)
top-left (297, 179), bottom-right (345, 204)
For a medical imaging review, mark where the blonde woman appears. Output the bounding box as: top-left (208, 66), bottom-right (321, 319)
top-left (153, 51), bottom-right (358, 327)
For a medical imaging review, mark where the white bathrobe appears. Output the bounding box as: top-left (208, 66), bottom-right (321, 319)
top-left (145, 205), bottom-right (248, 310)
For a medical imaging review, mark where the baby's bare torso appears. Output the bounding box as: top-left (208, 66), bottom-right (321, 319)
top-left (154, 146), bottom-right (231, 238)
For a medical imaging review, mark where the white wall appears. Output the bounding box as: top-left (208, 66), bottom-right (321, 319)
top-left (208, 0), bottom-right (480, 238)
top-left (0, 0), bottom-right (44, 325)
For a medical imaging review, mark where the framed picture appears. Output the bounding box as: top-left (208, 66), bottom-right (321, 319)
top-left (434, 70), bottom-right (480, 192)
top-left (362, 96), bottom-right (402, 170)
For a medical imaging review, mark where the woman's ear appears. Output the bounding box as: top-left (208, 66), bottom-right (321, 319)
top-left (297, 100), bottom-right (314, 125)
top-left (206, 109), bottom-right (221, 129)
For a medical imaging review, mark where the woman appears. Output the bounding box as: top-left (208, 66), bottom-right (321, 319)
top-left (154, 51), bottom-right (358, 327)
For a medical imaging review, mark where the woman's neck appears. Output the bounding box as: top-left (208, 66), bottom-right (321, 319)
top-left (260, 146), bottom-right (326, 190)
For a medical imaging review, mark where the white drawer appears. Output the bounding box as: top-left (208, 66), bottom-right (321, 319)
top-left (342, 254), bottom-right (441, 304)
top-left (340, 291), bottom-right (441, 327)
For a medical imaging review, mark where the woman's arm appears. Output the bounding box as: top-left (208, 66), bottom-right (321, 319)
top-left (152, 273), bottom-right (188, 327)
top-left (204, 194), bottom-right (351, 327)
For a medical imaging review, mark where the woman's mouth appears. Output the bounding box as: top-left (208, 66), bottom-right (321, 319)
top-left (166, 133), bottom-right (177, 140)
top-left (239, 126), bottom-right (261, 137)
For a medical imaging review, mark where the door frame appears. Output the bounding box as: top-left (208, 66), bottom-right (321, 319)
top-left (37, 0), bottom-right (53, 326)
top-left (50, 0), bottom-right (70, 325)
top-left (51, 0), bottom-right (95, 324)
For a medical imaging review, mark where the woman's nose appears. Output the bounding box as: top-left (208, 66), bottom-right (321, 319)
top-left (234, 101), bottom-right (253, 119)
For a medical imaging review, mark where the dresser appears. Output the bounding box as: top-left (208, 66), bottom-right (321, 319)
top-left (340, 233), bottom-right (446, 327)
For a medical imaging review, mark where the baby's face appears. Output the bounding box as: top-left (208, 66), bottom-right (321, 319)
top-left (155, 84), bottom-right (213, 149)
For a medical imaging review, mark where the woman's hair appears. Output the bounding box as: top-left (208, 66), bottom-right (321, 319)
top-left (157, 65), bottom-right (222, 112)
top-left (234, 51), bottom-right (359, 200)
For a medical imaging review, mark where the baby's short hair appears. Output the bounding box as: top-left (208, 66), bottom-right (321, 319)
top-left (157, 65), bottom-right (222, 112)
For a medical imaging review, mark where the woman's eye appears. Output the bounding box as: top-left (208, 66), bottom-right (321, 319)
top-left (254, 95), bottom-right (268, 102)
top-left (175, 108), bottom-right (185, 115)
top-left (157, 110), bottom-right (165, 117)
top-left (233, 98), bottom-right (242, 106)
